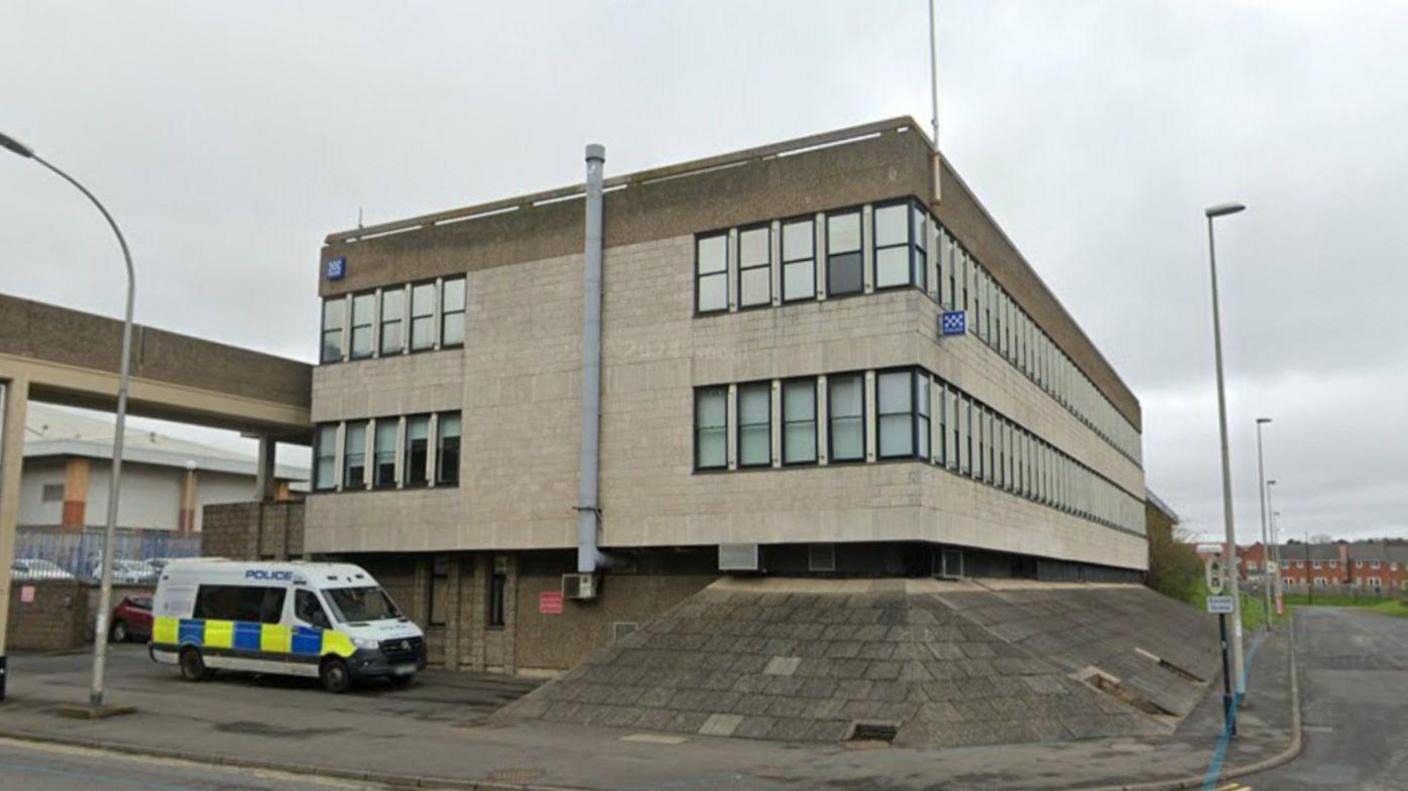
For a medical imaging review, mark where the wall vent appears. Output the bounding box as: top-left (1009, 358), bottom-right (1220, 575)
top-left (808, 543), bottom-right (836, 573)
top-left (562, 573), bottom-right (597, 600)
top-left (939, 548), bottom-right (965, 579)
top-left (848, 721), bottom-right (899, 743)
top-left (719, 543), bottom-right (760, 572)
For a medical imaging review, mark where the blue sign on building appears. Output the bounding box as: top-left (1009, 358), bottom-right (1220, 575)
top-left (940, 310), bottom-right (967, 337)
top-left (325, 257), bottom-right (346, 281)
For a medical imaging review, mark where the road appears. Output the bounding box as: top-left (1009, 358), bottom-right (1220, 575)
top-left (0, 736), bottom-right (378, 790)
top-left (1248, 606), bottom-right (1408, 790)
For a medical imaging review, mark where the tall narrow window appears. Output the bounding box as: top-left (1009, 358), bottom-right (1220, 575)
top-left (781, 218), bottom-right (816, 302)
top-left (782, 378), bottom-right (817, 464)
top-left (974, 403), bottom-right (985, 480)
top-left (828, 374), bottom-right (864, 462)
top-left (374, 419), bottom-right (398, 488)
top-left (948, 388), bottom-right (960, 471)
top-left (736, 383), bottom-right (771, 467)
top-left (441, 277), bottom-right (466, 347)
top-left (738, 226), bottom-right (771, 308)
top-left (912, 204), bottom-right (928, 291)
top-left (404, 415), bottom-right (430, 486)
top-left (694, 387), bottom-right (727, 469)
top-left (320, 298), bottom-right (345, 363)
top-left (695, 233), bottom-right (728, 313)
top-left (343, 420), bottom-right (367, 489)
top-left (916, 373), bottom-right (930, 460)
top-left (380, 288), bottom-right (405, 355)
top-left (826, 210), bottom-right (862, 296)
top-left (936, 382), bottom-right (947, 466)
top-left (877, 370), bottom-right (914, 458)
top-left (314, 424), bottom-right (337, 491)
top-left (873, 202), bottom-right (911, 289)
top-left (410, 282), bottom-right (436, 351)
top-left (349, 293), bottom-right (374, 359)
top-left (437, 412), bottom-right (461, 485)
top-left (488, 556), bottom-right (507, 627)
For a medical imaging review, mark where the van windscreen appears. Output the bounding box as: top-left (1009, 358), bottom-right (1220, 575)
top-left (323, 587), bottom-right (401, 623)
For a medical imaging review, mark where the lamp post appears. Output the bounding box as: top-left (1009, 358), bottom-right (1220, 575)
top-left (0, 130), bottom-right (135, 711)
top-left (1255, 418), bottom-right (1273, 620)
top-left (1268, 482), bottom-right (1282, 613)
top-left (1205, 201), bottom-right (1246, 696)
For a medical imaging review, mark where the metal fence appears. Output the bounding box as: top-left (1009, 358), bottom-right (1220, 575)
top-left (11, 531), bottom-right (201, 583)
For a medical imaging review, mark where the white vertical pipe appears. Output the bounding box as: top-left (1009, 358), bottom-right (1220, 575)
top-left (577, 144), bottom-right (606, 573)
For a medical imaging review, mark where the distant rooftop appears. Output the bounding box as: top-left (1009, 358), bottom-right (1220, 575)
top-left (24, 404), bottom-right (307, 481)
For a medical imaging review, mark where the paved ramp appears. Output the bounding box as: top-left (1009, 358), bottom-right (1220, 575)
top-left (501, 578), bottom-right (1216, 747)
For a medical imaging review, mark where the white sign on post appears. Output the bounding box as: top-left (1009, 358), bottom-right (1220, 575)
top-left (1206, 595), bottom-right (1236, 615)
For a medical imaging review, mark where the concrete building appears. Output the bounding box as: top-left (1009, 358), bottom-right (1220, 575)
top-left (19, 403), bottom-right (306, 537)
top-left (305, 118), bottom-right (1148, 675)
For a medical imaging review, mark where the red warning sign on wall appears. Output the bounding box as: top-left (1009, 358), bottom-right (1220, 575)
top-left (539, 591), bottom-right (564, 615)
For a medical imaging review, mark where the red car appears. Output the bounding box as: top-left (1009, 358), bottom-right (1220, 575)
top-left (109, 595), bottom-right (153, 643)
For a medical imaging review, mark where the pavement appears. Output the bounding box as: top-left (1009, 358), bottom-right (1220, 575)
top-left (0, 627), bottom-right (1300, 791)
top-left (1245, 606), bottom-right (1408, 790)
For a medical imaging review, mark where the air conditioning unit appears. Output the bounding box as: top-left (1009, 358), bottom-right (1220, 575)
top-left (719, 543), bottom-right (761, 572)
top-left (562, 573), bottom-right (597, 600)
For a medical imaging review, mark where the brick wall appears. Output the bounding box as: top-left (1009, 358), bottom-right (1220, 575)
top-left (7, 579), bottom-right (90, 651)
top-left (201, 501), bottom-right (305, 560)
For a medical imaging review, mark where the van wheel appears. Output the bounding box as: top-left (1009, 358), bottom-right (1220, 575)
top-left (320, 658), bottom-right (352, 694)
top-left (179, 647), bottom-right (214, 681)
top-left (109, 620), bottom-right (129, 643)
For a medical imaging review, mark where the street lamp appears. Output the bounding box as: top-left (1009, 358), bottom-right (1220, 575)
top-left (1255, 418), bottom-right (1273, 620)
top-left (1267, 481), bottom-right (1280, 610)
top-left (0, 130), bottom-right (136, 712)
top-left (1205, 201), bottom-right (1246, 696)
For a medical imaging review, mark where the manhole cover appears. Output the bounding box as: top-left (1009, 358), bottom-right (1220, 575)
top-left (487, 768), bottom-right (546, 783)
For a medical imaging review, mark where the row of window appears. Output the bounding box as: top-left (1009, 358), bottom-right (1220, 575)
top-left (692, 199), bottom-right (1141, 466)
top-left (320, 277), bottom-right (466, 364)
top-left (693, 367), bottom-right (1144, 536)
top-left (313, 411), bottom-right (461, 492)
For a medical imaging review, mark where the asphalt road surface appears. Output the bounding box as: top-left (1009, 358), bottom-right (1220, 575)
top-left (0, 736), bottom-right (379, 791)
top-left (1248, 606), bottom-right (1408, 790)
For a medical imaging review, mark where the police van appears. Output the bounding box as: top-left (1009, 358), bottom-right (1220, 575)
top-left (149, 559), bottom-right (425, 693)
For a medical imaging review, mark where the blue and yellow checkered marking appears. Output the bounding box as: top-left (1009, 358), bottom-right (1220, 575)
top-left (154, 616), bottom-right (354, 659)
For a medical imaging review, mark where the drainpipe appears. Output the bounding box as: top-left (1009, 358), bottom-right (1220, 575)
top-left (577, 144), bottom-right (605, 574)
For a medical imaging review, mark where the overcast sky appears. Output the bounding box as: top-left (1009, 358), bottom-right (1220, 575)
top-left (3, 1), bottom-right (1404, 544)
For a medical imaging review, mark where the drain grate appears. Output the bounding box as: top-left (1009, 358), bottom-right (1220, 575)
top-left (1076, 667), bottom-right (1175, 718)
top-left (848, 721), bottom-right (899, 742)
top-left (487, 768), bottom-right (545, 783)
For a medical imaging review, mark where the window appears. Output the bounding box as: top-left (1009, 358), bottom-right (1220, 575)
top-left (873, 201), bottom-right (926, 290)
top-left (374, 419), bottom-right (398, 488)
top-left (437, 412), bottom-right (461, 485)
top-left (826, 210), bottom-right (862, 296)
top-left (295, 589), bottom-right (331, 629)
top-left (695, 233), bottom-right (728, 313)
top-left (488, 556), bottom-right (507, 627)
top-left (694, 387), bottom-right (727, 470)
top-left (344, 420), bottom-right (367, 489)
top-left (195, 585), bottom-right (286, 625)
top-left (782, 378), bottom-right (817, 464)
top-left (349, 292), bottom-right (374, 359)
top-left (737, 382), bottom-right (771, 467)
top-left (808, 543), bottom-right (836, 572)
top-left (738, 226), bottom-right (771, 308)
top-left (380, 287), bottom-right (405, 355)
top-left (828, 374), bottom-right (864, 462)
top-left (314, 424), bottom-right (337, 491)
top-left (320, 298), bottom-right (345, 363)
top-left (912, 204), bottom-right (928, 291)
top-left (404, 415), bottom-right (430, 486)
top-left (410, 282), bottom-right (436, 350)
top-left (935, 382), bottom-right (947, 466)
top-left (441, 277), bottom-right (466, 347)
top-left (41, 483), bottom-right (64, 502)
top-left (428, 560), bottom-right (449, 627)
top-left (781, 218), bottom-right (816, 302)
top-left (877, 369), bottom-right (927, 459)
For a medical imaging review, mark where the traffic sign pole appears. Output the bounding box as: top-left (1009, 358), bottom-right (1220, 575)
top-left (1218, 612), bottom-right (1236, 736)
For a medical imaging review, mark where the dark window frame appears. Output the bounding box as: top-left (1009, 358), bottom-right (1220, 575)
top-left (826, 371), bottom-right (866, 463)
top-left (735, 380), bottom-right (772, 468)
top-left (488, 557), bottom-right (507, 628)
top-left (694, 385), bottom-right (729, 471)
top-left (871, 198), bottom-right (926, 292)
top-left (780, 215), bottom-right (817, 303)
top-left (781, 377), bottom-right (818, 466)
top-left (436, 411), bottom-right (461, 486)
top-left (343, 419), bottom-right (368, 489)
top-left (876, 367), bottom-right (925, 460)
top-left (348, 291), bottom-right (376, 360)
top-left (402, 413), bottom-right (432, 488)
top-left (824, 208), bottom-right (864, 298)
top-left (736, 224), bottom-right (772, 310)
top-left (440, 276), bottom-right (466, 348)
top-left (372, 417), bottom-right (399, 489)
top-left (380, 286), bottom-right (406, 356)
top-left (313, 423), bottom-right (338, 492)
top-left (694, 231), bottom-right (729, 315)
top-left (408, 279), bottom-right (438, 352)
top-left (320, 297), bottom-right (346, 364)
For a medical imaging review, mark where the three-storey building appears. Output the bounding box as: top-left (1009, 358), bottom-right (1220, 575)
top-left (306, 118), bottom-right (1147, 674)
